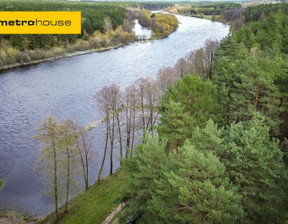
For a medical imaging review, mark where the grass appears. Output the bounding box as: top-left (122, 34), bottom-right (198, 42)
top-left (37, 169), bottom-right (127, 224)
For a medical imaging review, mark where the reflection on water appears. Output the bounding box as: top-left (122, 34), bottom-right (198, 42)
top-left (132, 19), bottom-right (152, 39)
top-left (0, 15), bottom-right (229, 216)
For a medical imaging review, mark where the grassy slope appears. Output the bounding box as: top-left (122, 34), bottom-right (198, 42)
top-left (37, 169), bottom-right (126, 224)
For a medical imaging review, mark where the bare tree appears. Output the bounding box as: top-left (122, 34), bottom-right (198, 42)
top-left (137, 78), bottom-right (147, 141)
top-left (96, 86), bottom-right (111, 180)
top-left (157, 66), bottom-right (178, 94)
top-left (174, 57), bottom-right (191, 78)
top-left (96, 84), bottom-right (123, 177)
top-left (135, 78), bottom-right (161, 141)
top-left (58, 120), bottom-right (79, 213)
top-left (72, 123), bottom-right (92, 190)
top-left (108, 84), bottom-right (123, 169)
top-left (144, 79), bottom-right (161, 136)
top-left (35, 117), bottom-right (83, 218)
top-left (97, 122), bottom-right (109, 181)
top-left (204, 39), bottom-right (220, 63)
top-left (124, 84), bottom-right (138, 157)
top-left (187, 48), bottom-right (208, 79)
top-left (34, 116), bottom-right (60, 220)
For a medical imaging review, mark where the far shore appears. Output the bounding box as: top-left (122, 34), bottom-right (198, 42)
top-left (0, 44), bottom-right (126, 73)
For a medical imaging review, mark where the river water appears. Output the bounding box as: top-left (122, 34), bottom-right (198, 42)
top-left (0, 15), bottom-right (229, 216)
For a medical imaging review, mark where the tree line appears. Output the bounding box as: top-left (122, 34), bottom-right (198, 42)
top-left (192, 2), bottom-right (241, 16)
top-left (175, 2), bottom-right (241, 21)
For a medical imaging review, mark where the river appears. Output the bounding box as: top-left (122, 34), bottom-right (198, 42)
top-left (0, 15), bottom-right (229, 216)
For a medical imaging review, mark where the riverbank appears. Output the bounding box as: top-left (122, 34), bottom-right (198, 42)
top-left (36, 169), bottom-right (127, 224)
top-left (0, 44), bottom-right (124, 73)
top-left (165, 10), bottom-right (226, 23)
top-left (164, 2), bottom-right (242, 24)
top-left (0, 33), bottom-right (171, 73)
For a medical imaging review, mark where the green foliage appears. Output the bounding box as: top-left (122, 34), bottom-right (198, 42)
top-left (0, 180), bottom-right (3, 189)
top-left (213, 5), bottom-right (288, 138)
top-left (191, 116), bottom-right (288, 223)
top-left (243, 3), bottom-right (288, 23)
top-left (161, 74), bottom-right (217, 127)
top-left (222, 116), bottom-right (287, 223)
top-left (157, 101), bottom-right (194, 152)
top-left (191, 2), bottom-right (241, 16)
top-left (199, 2), bottom-right (241, 10)
top-left (158, 74), bottom-right (218, 150)
top-left (121, 137), bottom-right (168, 222)
top-left (234, 6), bottom-right (288, 55)
top-left (190, 119), bottom-right (223, 154)
top-left (121, 4), bottom-right (288, 224)
top-left (148, 142), bottom-right (243, 224)
top-left (122, 137), bottom-right (244, 224)
top-left (214, 55), bottom-right (282, 135)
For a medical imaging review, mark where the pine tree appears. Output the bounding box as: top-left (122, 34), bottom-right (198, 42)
top-left (148, 141), bottom-right (244, 224)
top-left (219, 115), bottom-right (287, 223)
top-left (157, 101), bottom-right (194, 152)
top-left (121, 137), bottom-right (168, 223)
top-left (161, 75), bottom-right (216, 127)
top-left (214, 53), bottom-right (282, 136)
top-left (121, 137), bottom-right (244, 224)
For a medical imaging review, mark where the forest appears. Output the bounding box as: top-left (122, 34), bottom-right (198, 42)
top-left (192, 2), bottom-right (241, 16)
top-left (167, 2), bottom-right (242, 21)
top-left (119, 3), bottom-right (288, 223)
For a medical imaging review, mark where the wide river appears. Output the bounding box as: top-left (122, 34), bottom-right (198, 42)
top-left (0, 15), bottom-right (229, 216)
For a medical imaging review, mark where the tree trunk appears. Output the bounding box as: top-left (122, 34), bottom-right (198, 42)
top-left (85, 150), bottom-right (89, 188)
top-left (109, 113), bottom-right (115, 176)
top-left (125, 104), bottom-right (131, 158)
top-left (65, 146), bottom-right (70, 213)
top-left (98, 122), bottom-right (109, 181)
top-left (76, 136), bottom-right (87, 190)
top-left (52, 142), bottom-right (58, 220)
top-left (131, 105), bottom-right (136, 153)
top-left (254, 87), bottom-right (260, 110)
top-left (81, 133), bottom-right (89, 190)
top-left (140, 87), bottom-right (146, 140)
top-left (116, 112), bottom-right (123, 164)
top-left (149, 92), bottom-right (154, 136)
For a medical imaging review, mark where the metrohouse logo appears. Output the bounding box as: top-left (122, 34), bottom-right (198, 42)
top-left (0, 11), bottom-right (81, 34)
